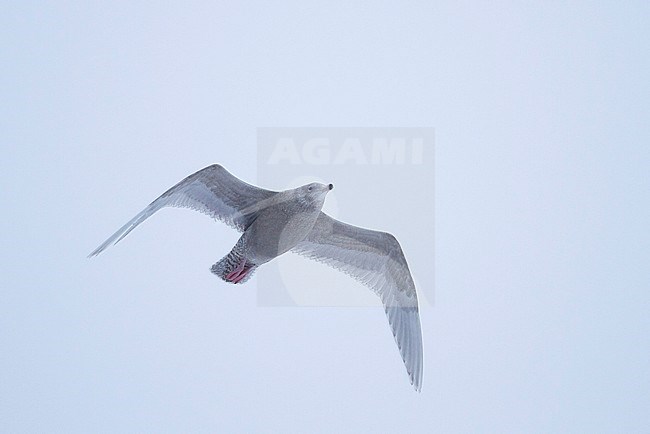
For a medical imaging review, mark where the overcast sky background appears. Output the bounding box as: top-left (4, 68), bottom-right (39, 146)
top-left (2, 2), bottom-right (649, 433)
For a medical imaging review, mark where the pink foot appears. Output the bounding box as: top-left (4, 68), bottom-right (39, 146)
top-left (225, 259), bottom-right (246, 281)
top-left (232, 270), bottom-right (250, 284)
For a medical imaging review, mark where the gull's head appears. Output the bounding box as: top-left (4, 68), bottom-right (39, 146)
top-left (297, 182), bottom-right (333, 209)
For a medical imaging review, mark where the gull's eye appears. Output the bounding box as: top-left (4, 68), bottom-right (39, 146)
top-left (308, 186), bottom-right (312, 191)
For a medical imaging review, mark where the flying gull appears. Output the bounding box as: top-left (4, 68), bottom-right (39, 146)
top-left (89, 164), bottom-right (424, 391)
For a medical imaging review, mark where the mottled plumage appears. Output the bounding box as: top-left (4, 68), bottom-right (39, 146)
top-left (89, 164), bottom-right (424, 391)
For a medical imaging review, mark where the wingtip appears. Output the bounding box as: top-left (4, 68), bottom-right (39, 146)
top-left (87, 243), bottom-right (109, 258)
top-left (411, 375), bottom-right (423, 393)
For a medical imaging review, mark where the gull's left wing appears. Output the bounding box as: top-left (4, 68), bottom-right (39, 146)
top-left (292, 212), bottom-right (424, 391)
top-left (88, 164), bottom-right (277, 257)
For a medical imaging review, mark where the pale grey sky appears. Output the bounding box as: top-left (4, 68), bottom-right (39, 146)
top-left (1, 1), bottom-right (649, 433)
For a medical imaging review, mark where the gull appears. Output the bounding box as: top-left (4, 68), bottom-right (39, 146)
top-left (89, 164), bottom-right (424, 391)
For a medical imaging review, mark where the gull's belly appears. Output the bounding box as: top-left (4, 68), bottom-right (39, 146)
top-left (245, 206), bottom-right (320, 263)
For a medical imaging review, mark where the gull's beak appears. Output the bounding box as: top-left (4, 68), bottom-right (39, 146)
top-left (328, 183), bottom-right (334, 191)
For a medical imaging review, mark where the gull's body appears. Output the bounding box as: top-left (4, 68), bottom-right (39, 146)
top-left (89, 164), bottom-right (424, 391)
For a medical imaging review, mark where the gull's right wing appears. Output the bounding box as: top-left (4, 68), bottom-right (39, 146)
top-left (292, 212), bottom-right (424, 391)
top-left (88, 164), bottom-right (277, 257)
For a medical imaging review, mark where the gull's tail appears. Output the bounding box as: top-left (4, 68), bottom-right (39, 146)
top-left (87, 201), bottom-right (164, 258)
top-left (210, 236), bottom-right (258, 284)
